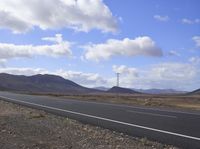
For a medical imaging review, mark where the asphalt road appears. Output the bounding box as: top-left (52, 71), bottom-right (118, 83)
top-left (0, 91), bottom-right (200, 149)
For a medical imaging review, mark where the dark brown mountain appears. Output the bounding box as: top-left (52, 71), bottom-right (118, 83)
top-left (190, 88), bottom-right (200, 95)
top-left (134, 89), bottom-right (187, 94)
top-left (0, 73), bottom-right (100, 94)
top-left (107, 86), bottom-right (140, 94)
top-left (93, 86), bottom-right (109, 91)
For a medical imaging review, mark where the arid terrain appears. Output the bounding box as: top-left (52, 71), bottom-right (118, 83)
top-left (40, 93), bottom-right (200, 111)
top-left (0, 99), bottom-right (179, 149)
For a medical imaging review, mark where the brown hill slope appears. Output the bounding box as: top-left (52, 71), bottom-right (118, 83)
top-left (107, 86), bottom-right (140, 94)
top-left (0, 73), bottom-right (99, 94)
top-left (190, 88), bottom-right (200, 95)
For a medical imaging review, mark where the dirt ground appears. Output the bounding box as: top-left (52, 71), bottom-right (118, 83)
top-left (0, 100), bottom-right (178, 149)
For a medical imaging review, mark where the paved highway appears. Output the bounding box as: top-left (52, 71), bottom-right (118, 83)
top-left (0, 91), bottom-right (200, 149)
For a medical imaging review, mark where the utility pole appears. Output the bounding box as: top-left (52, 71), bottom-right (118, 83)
top-left (116, 73), bottom-right (120, 87)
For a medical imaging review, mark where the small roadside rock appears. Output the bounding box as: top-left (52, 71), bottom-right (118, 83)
top-left (0, 100), bottom-right (179, 149)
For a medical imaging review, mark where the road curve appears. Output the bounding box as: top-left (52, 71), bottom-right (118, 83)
top-left (0, 91), bottom-right (200, 149)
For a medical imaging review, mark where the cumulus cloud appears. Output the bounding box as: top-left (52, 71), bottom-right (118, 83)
top-left (139, 63), bottom-right (199, 90)
top-left (0, 10), bottom-right (32, 33)
top-left (112, 65), bottom-right (138, 76)
top-left (56, 69), bottom-right (106, 87)
top-left (111, 63), bottom-right (200, 91)
top-left (0, 67), bottom-right (48, 76)
top-left (154, 15), bottom-right (169, 22)
top-left (192, 36), bottom-right (200, 47)
top-left (0, 0), bottom-right (117, 33)
top-left (149, 63), bottom-right (197, 81)
top-left (84, 36), bottom-right (163, 61)
top-left (182, 18), bottom-right (200, 24)
top-left (0, 34), bottom-right (72, 62)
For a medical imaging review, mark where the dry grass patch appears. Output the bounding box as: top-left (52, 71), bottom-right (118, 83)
top-left (59, 94), bottom-right (200, 111)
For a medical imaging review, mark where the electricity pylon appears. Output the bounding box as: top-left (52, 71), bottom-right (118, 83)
top-left (116, 73), bottom-right (120, 87)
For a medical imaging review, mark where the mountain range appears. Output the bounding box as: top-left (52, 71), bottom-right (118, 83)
top-left (189, 88), bottom-right (200, 95)
top-left (0, 73), bottom-right (198, 95)
top-left (134, 89), bottom-right (188, 94)
top-left (94, 87), bottom-right (188, 94)
top-left (0, 73), bottom-right (97, 94)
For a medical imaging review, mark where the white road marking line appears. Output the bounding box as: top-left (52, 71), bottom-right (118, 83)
top-left (0, 95), bottom-right (200, 141)
top-left (127, 110), bottom-right (177, 118)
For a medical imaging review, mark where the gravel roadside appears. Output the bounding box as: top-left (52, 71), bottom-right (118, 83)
top-left (0, 100), bottom-right (178, 149)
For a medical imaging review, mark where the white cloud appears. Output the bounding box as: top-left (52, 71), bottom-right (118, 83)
top-left (168, 50), bottom-right (180, 57)
top-left (0, 34), bottom-right (72, 62)
top-left (0, 67), bottom-right (48, 76)
top-left (56, 69), bottom-right (107, 87)
top-left (0, 10), bottom-right (32, 34)
top-left (192, 36), bottom-right (200, 47)
top-left (189, 57), bottom-right (200, 64)
top-left (182, 18), bottom-right (193, 24)
top-left (0, 0), bottom-right (117, 33)
top-left (0, 59), bottom-right (7, 67)
top-left (140, 63), bottom-right (199, 90)
top-left (112, 65), bottom-right (138, 76)
top-left (111, 63), bottom-right (200, 91)
top-left (182, 18), bottom-right (200, 24)
top-left (154, 15), bottom-right (169, 22)
top-left (84, 36), bottom-right (163, 61)
top-left (42, 34), bottom-right (64, 43)
top-left (149, 63), bottom-right (197, 80)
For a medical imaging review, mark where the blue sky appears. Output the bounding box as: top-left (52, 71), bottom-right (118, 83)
top-left (0, 0), bottom-right (199, 91)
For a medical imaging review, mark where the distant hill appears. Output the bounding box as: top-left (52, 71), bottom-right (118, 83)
top-left (107, 86), bottom-right (140, 94)
top-left (190, 88), bottom-right (200, 95)
top-left (0, 73), bottom-right (190, 95)
top-left (0, 73), bottom-right (100, 94)
top-left (93, 87), bottom-right (109, 91)
top-left (134, 89), bottom-right (187, 94)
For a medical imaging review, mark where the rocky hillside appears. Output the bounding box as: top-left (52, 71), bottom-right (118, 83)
top-left (190, 88), bottom-right (200, 95)
top-left (107, 86), bottom-right (140, 94)
top-left (0, 73), bottom-right (99, 94)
